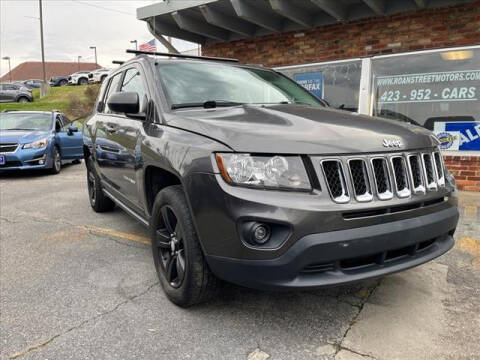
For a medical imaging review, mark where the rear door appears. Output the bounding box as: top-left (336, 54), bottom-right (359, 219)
top-left (55, 115), bottom-right (84, 159)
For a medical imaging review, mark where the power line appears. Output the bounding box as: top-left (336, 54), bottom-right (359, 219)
top-left (69, 0), bottom-right (135, 16)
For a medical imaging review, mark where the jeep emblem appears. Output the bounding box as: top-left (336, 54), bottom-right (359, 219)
top-left (382, 138), bottom-right (403, 148)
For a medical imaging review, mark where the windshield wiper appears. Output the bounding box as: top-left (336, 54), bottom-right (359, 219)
top-left (2, 128), bottom-right (37, 131)
top-left (171, 100), bottom-right (244, 110)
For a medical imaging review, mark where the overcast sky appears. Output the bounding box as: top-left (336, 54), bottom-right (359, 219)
top-left (0, 0), bottom-right (198, 76)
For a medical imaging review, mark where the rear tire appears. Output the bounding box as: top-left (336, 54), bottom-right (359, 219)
top-left (49, 147), bottom-right (61, 174)
top-left (86, 158), bottom-right (115, 212)
top-left (151, 185), bottom-right (220, 307)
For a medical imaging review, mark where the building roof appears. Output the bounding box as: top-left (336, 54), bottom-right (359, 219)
top-left (137, 0), bottom-right (475, 45)
top-left (0, 61), bottom-right (101, 82)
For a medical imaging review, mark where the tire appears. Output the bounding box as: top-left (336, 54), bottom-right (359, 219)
top-left (49, 147), bottom-right (62, 174)
top-left (17, 96), bottom-right (29, 103)
top-left (60, 80), bottom-right (68, 86)
top-left (79, 78), bottom-right (88, 85)
top-left (151, 185), bottom-right (220, 307)
top-left (86, 158), bottom-right (115, 212)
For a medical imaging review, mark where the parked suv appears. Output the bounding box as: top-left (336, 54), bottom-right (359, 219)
top-left (84, 53), bottom-right (459, 307)
top-left (0, 83), bottom-right (33, 103)
top-left (88, 69), bottom-right (110, 84)
top-left (68, 71), bottom-right (90, 85)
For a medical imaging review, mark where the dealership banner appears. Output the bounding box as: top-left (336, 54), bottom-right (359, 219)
top-left (434, 122), bottom-right (480, 151)
top-left (294, 72), bottom-right (324, 99)
top-left (376, 70), bottom-right (480, 104)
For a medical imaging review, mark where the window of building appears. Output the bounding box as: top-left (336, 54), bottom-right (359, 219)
top-left (372, 48), bottom-right (480, 151)
top-left (279, 60), bottom-right (362, 112)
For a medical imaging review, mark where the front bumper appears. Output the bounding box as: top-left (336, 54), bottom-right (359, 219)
top-left (206, 207), bottom-right (457, 290)
top-left (0, 148), bottom-right (51, 171)
top-left (184, 173), bottom-right (459, 290)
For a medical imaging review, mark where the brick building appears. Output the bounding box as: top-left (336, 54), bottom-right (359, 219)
top-left (0, 61), bottom-right (100, 82)
top-left (137, 0), bottom-right (480, 191)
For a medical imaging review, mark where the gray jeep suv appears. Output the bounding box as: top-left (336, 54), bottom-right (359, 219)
top-left (83, 51), bottom-right (459, 307)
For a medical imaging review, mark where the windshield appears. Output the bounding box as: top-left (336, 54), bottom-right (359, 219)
top-left (0, 113), bottom-right (53, 131)
top-left (157, 62), bottom-right (325, 109)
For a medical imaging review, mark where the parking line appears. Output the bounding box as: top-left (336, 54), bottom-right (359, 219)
top-left (82, 225), bottom-right (151, 245)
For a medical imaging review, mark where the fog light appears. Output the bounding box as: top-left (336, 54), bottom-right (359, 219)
top-left (251, 223), bottom-right (271, 244)
top-left (39, 159), bottom-right (44, 165)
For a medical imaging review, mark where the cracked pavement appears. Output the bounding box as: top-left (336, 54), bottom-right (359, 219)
top-left (1, 165), bottom-right (479, 360)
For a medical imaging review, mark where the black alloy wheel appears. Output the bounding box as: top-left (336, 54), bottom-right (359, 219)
top-left (154, 205), bottom-right (186, 288)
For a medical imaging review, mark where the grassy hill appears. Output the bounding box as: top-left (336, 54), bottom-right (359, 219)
top-left (0, 85), bottom-right (99, 122)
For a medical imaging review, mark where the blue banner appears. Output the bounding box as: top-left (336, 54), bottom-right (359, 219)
top-left (435, 121), bottom-right (480, 150)
top-left (294, 72), bottom-right (323, 99)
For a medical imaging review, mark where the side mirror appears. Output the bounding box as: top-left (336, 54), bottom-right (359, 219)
top-left (67, 125), bottom-right (79, 136)
top-left (107, 92), bottom-right (139, 114)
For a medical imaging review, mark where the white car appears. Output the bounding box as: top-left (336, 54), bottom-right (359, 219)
top-left (68, 71), bottom-right (90, 85)
top-left (88, 69), bottom-right (111, 84)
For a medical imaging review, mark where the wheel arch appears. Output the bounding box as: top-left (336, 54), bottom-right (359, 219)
top-left (144, 165), bottom-right (182, 216)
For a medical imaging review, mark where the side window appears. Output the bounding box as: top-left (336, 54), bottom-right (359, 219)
top-left (103, 73), bottom-right (123, 114)
top-left (121, 68), bottom-right (147, 112)
top-left (55, 116), bottom-right (63, 132)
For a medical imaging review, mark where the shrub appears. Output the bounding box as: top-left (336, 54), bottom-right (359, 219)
top-left (66, 84), bottom-right (100, 120)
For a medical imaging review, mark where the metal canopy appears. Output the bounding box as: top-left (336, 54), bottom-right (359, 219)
top-left (137, 0), bottom-right (475, 45)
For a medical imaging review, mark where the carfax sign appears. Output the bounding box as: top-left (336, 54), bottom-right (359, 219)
top-left (294, 72), bottom-right (324, 99)
top-left (434, 122), bottom-right (480, 151)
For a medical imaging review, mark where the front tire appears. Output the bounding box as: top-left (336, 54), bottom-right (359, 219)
top-left (60, 80), bottom-right (68, 86)
top-left (49, 147), bottom-right (61, 174)
top-left (86, 158), bottom-right (115, 212)
top-left (17, 96), bottom-right (29, 103)
top-left (79, 78), bottom-right (88, 85)
top-left (151, 185), bottom-right (220, 307)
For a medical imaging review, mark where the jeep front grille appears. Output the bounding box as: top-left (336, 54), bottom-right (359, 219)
top-left (317, 148), bottom-right (445, 203)
top-left (321, 160), bottom-right (349, 203)
top-left (0, 143), bottom-right (18, 153)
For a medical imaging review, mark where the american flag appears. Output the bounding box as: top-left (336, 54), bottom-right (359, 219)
top-left (139, 39), bottom-right (156, 52)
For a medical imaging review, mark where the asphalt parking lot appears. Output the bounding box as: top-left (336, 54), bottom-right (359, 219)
top-left (1, 164), bottom-right (479, 360)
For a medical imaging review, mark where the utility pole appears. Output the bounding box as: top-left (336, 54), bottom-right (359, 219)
top-left (39, 0), bottom-right (47, 97)
top-left (78, 56), bottom-right (82, 71)
top-left (2, 56), bottom-right (11, 82)
top-left (90, 46), bottom-right (97, 66)
top-left (130, 40), bottom-right (138, 50)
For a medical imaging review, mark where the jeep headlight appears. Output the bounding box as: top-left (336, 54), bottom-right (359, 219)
top-left (215, 153), bottom-right (311, 191)
top-left (23, 138), bottom-right (48, 149)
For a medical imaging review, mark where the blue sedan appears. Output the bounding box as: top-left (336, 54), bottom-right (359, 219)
top-left (0, 110), bottom-right (83, 174)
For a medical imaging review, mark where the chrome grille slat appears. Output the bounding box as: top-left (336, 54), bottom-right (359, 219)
top-left (422, 153), bottom-right (438, 191)
top-left (433, 151), bottom-right (445, 187)
top-left (348, 159), bottom-right (373, 202)
top-left (390, 156), bottom-right (411, 198)
top-left (407, 154), bottom-right (425, 194)
top-left (371, 158), bottom-right (393, 200)
top-left (321, 160), bottom-right (349, 203)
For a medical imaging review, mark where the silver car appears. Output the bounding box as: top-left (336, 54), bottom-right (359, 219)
top-left (0, 83), bottom-right (33, 103)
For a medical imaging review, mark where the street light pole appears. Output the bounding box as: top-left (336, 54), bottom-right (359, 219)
top-left (89, 46), bottom-right (97, 66)
top-left (38, 0), bottom-right (47, 95)
top-left (77, 56), bottom-right (82, 71)
top-left (130, 40), bottom-right (138, 50)
top-left (2, 56), bottom-right (11, 83)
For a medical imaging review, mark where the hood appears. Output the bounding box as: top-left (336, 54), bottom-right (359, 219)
top-left (165, 104), bottom-right (437, 154)
top-left (0, 130), bottom-right (50, 145)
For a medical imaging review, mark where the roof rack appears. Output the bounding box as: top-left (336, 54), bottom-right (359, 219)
top-left (112, 60), bottom-right (125, 65)
top-left (125, 49), bottom-right (239, 63)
